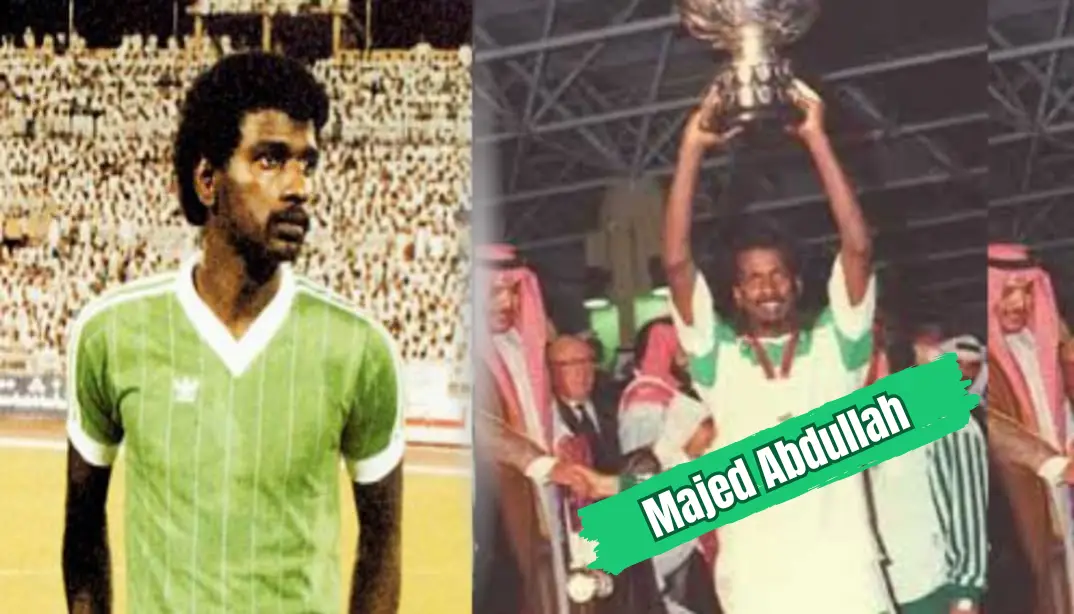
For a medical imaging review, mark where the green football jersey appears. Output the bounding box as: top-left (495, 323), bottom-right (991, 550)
top-left (65, 256), bottom-right (405, 614)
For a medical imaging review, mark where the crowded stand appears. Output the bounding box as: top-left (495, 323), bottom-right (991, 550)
top-left (187, 0), bottom-right (349, 15)
top-left (0, 32), bottom-right (471, 379)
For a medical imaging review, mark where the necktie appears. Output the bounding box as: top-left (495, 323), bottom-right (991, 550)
top-left (574, 403), bottom-right (599, 438)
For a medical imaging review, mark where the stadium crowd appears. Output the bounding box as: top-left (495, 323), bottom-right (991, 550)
top-left (0, 31), bottom-right (471, 371)
top-left (187, 0), bottom-right (349, 15)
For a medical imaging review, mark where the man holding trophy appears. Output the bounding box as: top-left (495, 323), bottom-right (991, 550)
top-left (677, 0), bottom-right (821, 138)
top-left (662, 26), bottom-right (893, 614)
top-left (658, 0), bottom-right (897, 611)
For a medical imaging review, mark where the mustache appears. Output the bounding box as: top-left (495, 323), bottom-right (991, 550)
top-left (270, 208), bottom-right (310, 231)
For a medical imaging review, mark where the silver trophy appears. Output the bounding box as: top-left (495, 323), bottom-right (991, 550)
top-left (566, 567), bottom-right (614, 604)
top-left (677, 0), bottom-right (820, 133)
top-left (562, 503), bottom-right (613, 604)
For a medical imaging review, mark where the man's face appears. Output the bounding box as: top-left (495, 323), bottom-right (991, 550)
top-left (995, 276), bottom-right (1034, 334)
top-left (550, 341), bottom-right (596, 403)
top-left (488, 274), bottom-right (519, 334)
top-left (958, 359), bottom-right (982, 382)
top-left (732, 247), bottom-right (798, 330)
top-left (212, 109), bottom-right (319, 264)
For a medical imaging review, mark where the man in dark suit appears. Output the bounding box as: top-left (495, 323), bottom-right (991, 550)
top-left (549, 335), bottom-right (664, 613)
top-left (549, 336), bottom-right (622, 473)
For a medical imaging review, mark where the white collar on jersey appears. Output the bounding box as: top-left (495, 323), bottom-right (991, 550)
top-left (174, 252), bottom-right (297, 378)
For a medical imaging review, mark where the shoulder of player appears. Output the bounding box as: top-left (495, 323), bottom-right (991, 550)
top-left (807, 306), bottom-right (851, 340)
top-left (293, 278), bottom-right (399, 353)
top-left (71, 271), bottom-right (179, 338)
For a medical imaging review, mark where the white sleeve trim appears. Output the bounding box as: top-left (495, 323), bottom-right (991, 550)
top-left (66, 418), bottom-right (119, 467)
top-left (346, 432), bottom-right (405, 484)
top-left (1038, 456), bottom-right (1069, 485)
top-left (668, 272), bottom-right (716, 357)
top-left (525, 455), bottom-right (557, 484)
top-left (826, 253), bottom-right (876, 340)
top-left (346, 316), bottom-right (408, 485)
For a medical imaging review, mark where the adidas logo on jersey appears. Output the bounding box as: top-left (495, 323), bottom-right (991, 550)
top-left (172, 377), bottom-right (200, 404)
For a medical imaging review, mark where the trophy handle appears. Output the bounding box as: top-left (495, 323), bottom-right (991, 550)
top-left (698, 65), bottom-right (809, 143)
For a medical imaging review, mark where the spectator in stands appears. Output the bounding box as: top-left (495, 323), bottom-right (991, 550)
top-left (1, 39), bottom-right (470, 373)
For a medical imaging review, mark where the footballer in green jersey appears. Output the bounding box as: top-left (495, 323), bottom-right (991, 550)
top-left (62, 52), bottom-right (404, 614)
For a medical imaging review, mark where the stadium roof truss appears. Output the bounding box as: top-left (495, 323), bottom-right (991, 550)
top-left (989, 0), bottom-right (1074, 313)
top-left (476, 0), bottom-right (993, 331)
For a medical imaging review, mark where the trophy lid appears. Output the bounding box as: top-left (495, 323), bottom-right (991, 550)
top-left (677, 0), bottom-right (821, 48)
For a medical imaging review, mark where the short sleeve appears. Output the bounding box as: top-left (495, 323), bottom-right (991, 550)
top-left (341, 322), bottom-right (406, 484)
top-left (669, 273), bottom-right (730, 388)
top-left (669, 272), bottom-right (718, 358)
top-left (65, 315), bottom-right (122, 467)
top-left (825, 254), bottom-right (877, 371)
top-left (826, 253), bottom-right (877, 340)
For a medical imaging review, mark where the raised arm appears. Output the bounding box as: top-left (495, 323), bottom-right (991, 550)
top-left (349, 468), bottom-right (402, 614)
top-left (63, 446), bottom-right (113, 614)
top-left (663, 99), bottom-right (740, 324)
top-left (789, 80), bottom-right (873, 306)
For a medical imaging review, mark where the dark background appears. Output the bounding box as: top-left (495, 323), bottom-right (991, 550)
top-left (1, 0), bottom-right (471, 50)
top-left (475, 0), bottom-right (986, 340)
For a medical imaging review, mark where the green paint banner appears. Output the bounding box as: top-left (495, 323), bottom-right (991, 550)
top-left (579, 353), bottom-right (979, 575)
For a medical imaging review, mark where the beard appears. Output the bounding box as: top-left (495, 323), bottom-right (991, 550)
top-left (213, 181), bottom-right (310, 267)
top-left (224, 209), bottom-right (310, 274)
top-left (210, 213), bottom-right (285, 286)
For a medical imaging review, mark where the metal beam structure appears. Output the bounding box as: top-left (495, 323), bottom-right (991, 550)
top-left (989, 33), bottom-right (1074, 62)
top-left (989, 120), bottom-right (1074, 145)
top-left (528, 0), bottom-right (648, 125)
top-left (989, 183), bottom-right (1074, 208)
top-left (990, 1), bottom-right (1074, 250)
top-left (471, 0), bottom-right (1066, 327)
top-left (475, 6), bottom-right (1006, 271)
top-left (1018, 0), bottom-right (1072, 191)
top-left (499, 111), bottom-right (985, 205)
top-left (475, 5), bottom-right (1056, 235)
top-left (839, 85), bottom-right (963, 174)
top-left (475, 13), bottom-right (680, 64)
top-left (475, 27), bottom-right (628, 171)
top-left (518, 167), bottom-right (985, 251)
top-left (478, 43), bottom-right (984, 144)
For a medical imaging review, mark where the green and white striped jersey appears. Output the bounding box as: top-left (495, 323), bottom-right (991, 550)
top-left (871, 415), bottom-right (988, 604)
top-left (66, 254), bottom-right (405, 614)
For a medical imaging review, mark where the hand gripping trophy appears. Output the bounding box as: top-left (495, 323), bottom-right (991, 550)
top-left (556, 437), bottom-right (615, 605)
top-left (677, 0), bottom-right (820, 136)
top-left (565, 509), bottom-right (613, 605)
